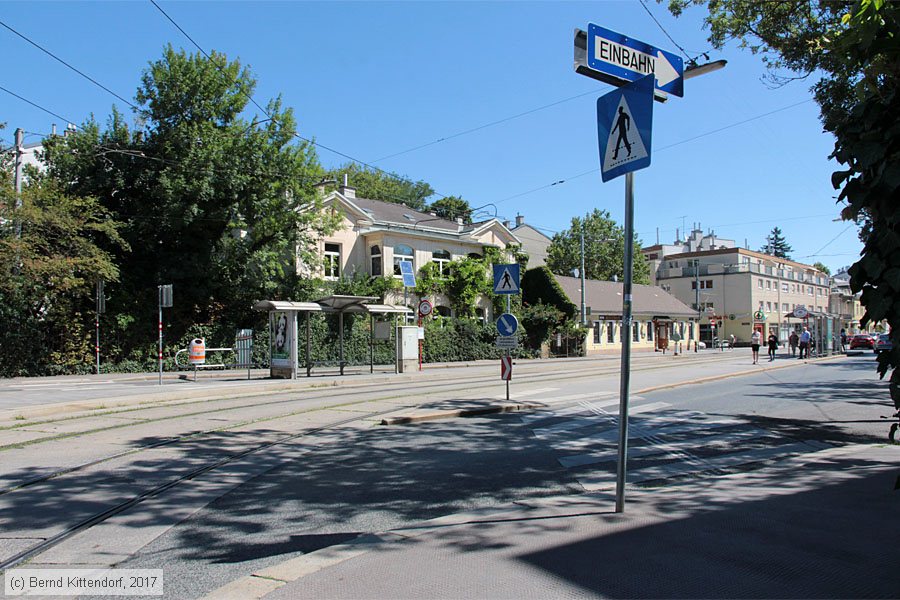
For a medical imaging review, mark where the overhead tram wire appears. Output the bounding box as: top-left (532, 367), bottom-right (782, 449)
top-left (637, 0), bottom-right (693, 61)
top-left (494, 97), bottom-right (816, 206)
top-left (0, 85), bottom-right (76, 128)
top-left (148, 0), bottom-right (458, 203)
top-left (371, 89), bottom-right (600, 163)
top-left (0, 20), bottom-right (141, 113)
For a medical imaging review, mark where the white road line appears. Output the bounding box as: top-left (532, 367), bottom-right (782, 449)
top-left (558, 427), bottom-right (774, 468)
top-left (576, 441), bottom-right (816, 491)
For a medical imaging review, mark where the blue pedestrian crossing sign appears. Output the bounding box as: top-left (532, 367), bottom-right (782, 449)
top-left (496, 313), bottom-right (519, 336)
top-left (493, 264), bottom-right (520, 295)
top-left (598, 74), bottom-right (654, 182)
top-left (399, 260), bottom-right (417, 288)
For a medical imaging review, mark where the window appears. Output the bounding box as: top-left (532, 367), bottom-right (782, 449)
top-left (817, 288), bottom-right (823, 296)
top-left (782, 303), bottom-right (789, 311)
top-left (594, 322), bottom-right (602, 344)
top-left (393, 244), bottom-right (414, 276)
top-left (766, 280), bottom-right (771, 290)
top-left (782, 283), bottom-right (789, 292)
top-left (432, 249), bottom-right (452, 278)
top-left (766, 302), bottom-right (772, 311)
top-left (474, 307), bottom-right (485, 323)
top-left (705, 280), bottom-right (713, 289)
top-left (435, 305), bottom-right (452, 318)
top-left (370, 245), bottom-right (382, 277)
top-left (695, 280), bottom-right (714, 290)
top-left (647, 322), bottom-right (653, 341)
top-left (808, 285), bottom-right (814, 296)
top-left (324, 243), bottom-right (341, 279)
top-left (633, 322), bottom-right (639, 342)
top-left (607, 322), bottom-right (615, 343)
top-left (758, 279), bottom-right (764, 289)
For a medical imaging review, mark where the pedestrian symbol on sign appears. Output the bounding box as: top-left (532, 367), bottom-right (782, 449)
top-left (603, 95), bottom-right (649, 173)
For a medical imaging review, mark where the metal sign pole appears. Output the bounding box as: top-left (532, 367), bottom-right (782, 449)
top-left (615, 171), bottom-right (635, 513)
top-left (506, 295), bottom-right (511, 401)
top-left (158, 302), bottom-right (163, 386)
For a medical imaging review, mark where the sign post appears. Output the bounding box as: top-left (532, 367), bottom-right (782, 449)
top-left (157, 284), bottom-right (173, 385)
top-left (95, 279), bottom-right (105, 375)
top-left (493, 265), bottom-right (520, 401)
top-left (417, 299), bottom-right (432, 371)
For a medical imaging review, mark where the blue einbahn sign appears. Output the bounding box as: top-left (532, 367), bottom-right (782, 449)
top-left (586, 23), bottom-right (684, 98)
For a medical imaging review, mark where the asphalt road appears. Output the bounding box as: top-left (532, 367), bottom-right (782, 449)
top-left (103, 352), bottom-right (891, 599)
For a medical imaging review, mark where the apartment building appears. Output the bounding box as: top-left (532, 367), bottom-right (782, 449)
top-left (643, 244), bottom-right (831, 343)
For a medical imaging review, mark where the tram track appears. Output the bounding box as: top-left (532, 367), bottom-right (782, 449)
top-left (0, 353), bottom-right (748, 571)
top-left (0, 404), bottom-right (406, 571)
top-left (0, 353), bottom-right (739, 451)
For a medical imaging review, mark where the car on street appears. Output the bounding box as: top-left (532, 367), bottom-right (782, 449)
top-left (850, 334), bottom-right (875, 350)
top-left (874, 334), bottom-right (892, 354)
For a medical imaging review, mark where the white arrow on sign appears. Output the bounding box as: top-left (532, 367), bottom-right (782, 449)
top-left (593, 37), bottom-right (680, 87)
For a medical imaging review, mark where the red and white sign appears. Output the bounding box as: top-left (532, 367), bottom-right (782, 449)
top-left (418, 299), bottom-right (433, 317)
top-left (709, 318), bottom-right (717, 327)
top-left (500, 355), bottom-right (512, 381)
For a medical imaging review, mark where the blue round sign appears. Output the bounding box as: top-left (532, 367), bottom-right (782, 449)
top-left (496, 313), bottom-right (519, 336)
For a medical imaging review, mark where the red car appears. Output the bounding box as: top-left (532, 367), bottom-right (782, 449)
top-left (849, 334), bottom-right (875, 349)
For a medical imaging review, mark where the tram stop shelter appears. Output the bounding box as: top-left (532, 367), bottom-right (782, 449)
top-left (253, 296), bottom-right (411, 379)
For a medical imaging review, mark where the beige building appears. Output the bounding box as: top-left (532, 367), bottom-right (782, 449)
top-left (307, 181), bottom-right (520, 319)
top-left (642, 246), bottom-right (832, 344)
top-left (828, 271), bottom-right (866, 333)
top-left (507, 214), bottom-right (552, 268)
top-left (554, 276), bottom-right (697, 354)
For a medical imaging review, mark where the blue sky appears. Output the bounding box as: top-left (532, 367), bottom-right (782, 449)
top-left (1, 1), bottom-right (859, 273)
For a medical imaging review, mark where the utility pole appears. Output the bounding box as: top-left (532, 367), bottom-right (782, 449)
top-left (694, 259), bottom-right (700, 352)
top-left (14, 128), bottom-right (24, 239)
top-left (580, 222), bottom-right (586, 326)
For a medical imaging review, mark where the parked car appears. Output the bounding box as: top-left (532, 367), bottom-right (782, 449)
top-left (874, 334), bottom-right (893, 354)
top-left (850, 334), bottom-right (875, 350)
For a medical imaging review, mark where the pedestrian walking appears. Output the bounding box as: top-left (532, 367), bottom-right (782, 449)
top-left (750, 328), bottom-right (762, 364)
top-left (799, 327), bottom-right (811, 359)
top-left (767, 332), bottom-right (779, 361)
top-left (789, 330), bottom-right (799, 357)
top-left (840, 328), bottom-right (848, 353)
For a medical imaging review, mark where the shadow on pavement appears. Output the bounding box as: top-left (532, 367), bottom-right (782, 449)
top-left (516, 460), bottom-right (898, 599)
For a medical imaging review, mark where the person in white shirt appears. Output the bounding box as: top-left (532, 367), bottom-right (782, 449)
top-left (799, 327), bottom-right (811, 359)
top-left (750, 328), bottom-right (762, 364)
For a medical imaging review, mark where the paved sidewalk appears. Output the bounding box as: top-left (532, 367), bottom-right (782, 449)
top-left (209, 443), bottom-right (899, 599)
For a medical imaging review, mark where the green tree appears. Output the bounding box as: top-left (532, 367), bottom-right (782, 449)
top-left (813, 261), bottom-right (831, 275)
top-left (323, 163), bottom-right (433, 210)
top-left (666, 0), bottom-right (900, 400)
top-left (0, 181), bottom-right (127, 375)
top-left (545, 209), bottom-right (650, 285)
top-left (760, 226), bottom-right (794, 259)
top-left (41, 45), bottom-right (335, 360)
top-left (428, 195), bottom-right (472, 223)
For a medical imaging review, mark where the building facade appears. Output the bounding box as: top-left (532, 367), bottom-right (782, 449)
top-left (643, 246), bottom-right (832, 344)
top-left (310, 182), bottom-right (520, 319)
top-left (554, 275), bottom-right (697, 355)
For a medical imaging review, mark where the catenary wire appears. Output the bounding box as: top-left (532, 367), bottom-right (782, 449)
top-left (0, 19), bottom-right (140, 112)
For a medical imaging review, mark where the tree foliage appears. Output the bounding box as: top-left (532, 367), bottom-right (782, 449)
top-left (0, 181), bottom-right (126, 375)
top-left (545, 209), bottom-right (651, 285)
top-left (667, 0), bottom-right (900, 401)
top-left (813, 261), bottom-right (831, 275)
top-left (760, 226), bottom-right (794, 259)
top-left (323, 163), bottom-right (433, 211)
top-left (428, 195), bottom-right (472, 223)
top-left (39, 45), bottom-right (334, 364)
